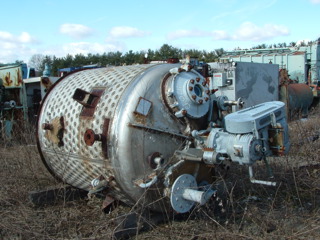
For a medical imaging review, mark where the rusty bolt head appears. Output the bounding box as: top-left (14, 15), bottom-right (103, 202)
top-left (202, 82), bottom-right (206, 86)
top-left (205, 97), bottom-right (209, 102)
top-left (196, 77), bottom-right (200, 82)
top-left (190, 79), bottom-right (195, 84)
top-left (84, 129), bottom-right (96, 146)
top-left (41, 77), bottom-right (50, 85)
top-left (182, 110), bottom-right (187, 115)
top-left (189, 86), bottom-right (193, 91)
top-left (192, 95), bottom-right (197, 100)
top-left (211, 89), bottom-right (218, 94)
top-left (206, 90), bottom-right (210, 94)
top-left (84, 129), bottom-right (106, 146)
top-left (198, 99), bottom-right (203, 104)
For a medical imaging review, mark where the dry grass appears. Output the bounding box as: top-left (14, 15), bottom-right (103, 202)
top-left (0, 109), bottom-right (319, 240)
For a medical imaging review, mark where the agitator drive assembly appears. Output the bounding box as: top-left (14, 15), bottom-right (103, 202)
top-left (37, 63), bottom-right (290, 213)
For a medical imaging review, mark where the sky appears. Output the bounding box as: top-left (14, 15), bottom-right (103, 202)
top-left (0, 0), bottom-right (319, 65)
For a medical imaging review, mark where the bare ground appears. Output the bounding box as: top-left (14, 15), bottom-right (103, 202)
top-left (0, 110), bottom-right (319, 240)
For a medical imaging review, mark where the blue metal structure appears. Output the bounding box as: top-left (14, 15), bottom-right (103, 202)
top-left (0, 63), bottom-right (57, 139)
top-left (220, 39), bottom-right (320, 98)
top-left (58, 64), bottom-right (101, 77)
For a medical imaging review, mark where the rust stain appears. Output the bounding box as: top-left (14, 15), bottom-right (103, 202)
top-left (41, 77), bottom-right (53, 90)
top-left (44, 116), bottom-right (65, 147)
top-left (102, 118), bottom-right (110, 159)
top-left (80, 88), bottom-right (105, 118)
top-left (268, 127), bottom-right (285, 156)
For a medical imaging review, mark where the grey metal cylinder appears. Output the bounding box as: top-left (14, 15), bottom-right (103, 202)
top-left (37, 64), bottom-right (187, 208)
top-left (287, 83), bottom-right (313, 117)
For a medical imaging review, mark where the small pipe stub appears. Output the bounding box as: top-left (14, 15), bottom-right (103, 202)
top-left (84, 129), bottom-right (104, 146)
top-left (147, 152), bottom-right (164, 169)
top-left (170, 174), bottom-right (215, 213)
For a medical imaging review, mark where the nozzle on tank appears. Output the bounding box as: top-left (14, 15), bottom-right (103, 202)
top-left (170, 174), bottom-right (215, 213)
top-left (84, 129), bottom-right (105, 146)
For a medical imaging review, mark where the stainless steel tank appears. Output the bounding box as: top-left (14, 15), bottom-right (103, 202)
top-left (37, 64), bottom-right (203, 209)
top-left (37, 63), bottom-right (290, 213)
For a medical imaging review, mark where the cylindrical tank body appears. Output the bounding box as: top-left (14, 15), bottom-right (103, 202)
top-left (37, 64), bottom-right (197, 208)
top-left (280, 83), bottom-right (314, 118)
top-left (37, 63), bottom-right (291, 213)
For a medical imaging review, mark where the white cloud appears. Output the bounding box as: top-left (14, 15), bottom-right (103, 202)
top-left (0, 28), bottom-right (126, 63)
top-left (166, 29), bottom-right (211, 40)
top-left (310, 0), bottom-right (320, 4)
top-left (0, 31), bottom-right (39, 63)
top-left (61, 42), bottom-right (125, 56)
top-left (0, 44), bottom-right (35, 63)
top-left (19, 32), bottom-right (35, 43)
top-left (232, 22), bottom-right (290, 41)
top-left (211, 0), bottom-right (278, 22)
top-left (0, 41), bottom-right (125, 63)
top-left (0, 39), bottom-right (124, 64)
top-left (212, 30), bottom-right (230, 40)
top-left (109, 26), bottom-right (150, 38)
top-left (166, 22), bottom-right (289, 43)
top-left (0, 31), bottom-right (37, 44)
top-left (0, 31), bottom-right (12, 41)
top-left (296, 39), bottom-right (311, 46)
top-left (60, 23), bottom-right (94, 39)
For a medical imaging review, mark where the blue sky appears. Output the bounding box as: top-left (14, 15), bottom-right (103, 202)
top-left (0, 0), bottom-right (319, 64)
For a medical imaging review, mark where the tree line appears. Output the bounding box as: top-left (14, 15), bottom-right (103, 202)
top-left (28, 44), bottom-right (225, 76)
top-left (6, 40), bottom-right (316, 76)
